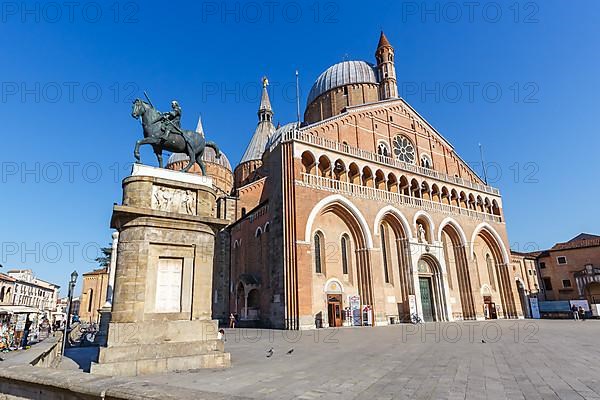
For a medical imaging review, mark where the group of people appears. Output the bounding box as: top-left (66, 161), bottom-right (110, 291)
top-left (571, 304), bottom-right (588, 320)
top-left (0, 314), bottom-right (60, 353)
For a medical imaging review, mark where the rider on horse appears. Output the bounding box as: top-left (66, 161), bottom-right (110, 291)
top-left (154, 100), bottom-right (182, 141)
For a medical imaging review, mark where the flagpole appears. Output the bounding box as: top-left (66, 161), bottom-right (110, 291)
top-left (295, 70), bottom-right (301, 125)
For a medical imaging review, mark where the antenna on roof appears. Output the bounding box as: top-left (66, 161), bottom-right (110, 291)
top-left (478, 143), bottom-right (488, 185)
top-left (295, 70), bottom-right (301, 125)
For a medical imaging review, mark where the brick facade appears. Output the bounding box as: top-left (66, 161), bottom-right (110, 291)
top-left (211, 33), bottom-right (525, 329)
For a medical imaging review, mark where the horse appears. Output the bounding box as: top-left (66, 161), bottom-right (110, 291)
top-left (131, 98), bottom-right (221, 175)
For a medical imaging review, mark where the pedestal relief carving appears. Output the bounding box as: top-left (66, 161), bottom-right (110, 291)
top-left (152, 186), bottom-right (197, 215)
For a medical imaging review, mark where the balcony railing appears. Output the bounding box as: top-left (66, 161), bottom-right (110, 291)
top-left (298, 173), bottom-right (503, 224)
top-left (283, 129), bottom-right (500, 196)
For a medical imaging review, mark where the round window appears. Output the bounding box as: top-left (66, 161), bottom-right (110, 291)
top-left (392, 135), bottom-right (416, 164)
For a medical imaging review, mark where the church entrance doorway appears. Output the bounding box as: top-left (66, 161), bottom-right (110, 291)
top-left (417, 256), bottom-right (448, 322)
top-left (483, 296), bottom-right (498, 319)
top-left (327, 294), bottom-right (342, 327)
top-left (419, 277), bottom-right (435, 322)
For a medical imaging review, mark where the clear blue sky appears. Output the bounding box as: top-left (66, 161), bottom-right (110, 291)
top-left (1, 0), bottom-right (598, 295)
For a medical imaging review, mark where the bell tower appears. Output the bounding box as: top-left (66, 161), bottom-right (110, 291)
top-left (375, 31), bottom-right (398, 100)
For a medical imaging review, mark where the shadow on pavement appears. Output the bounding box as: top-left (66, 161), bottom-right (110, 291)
top-left (62, 346), bottom-right (99, 372)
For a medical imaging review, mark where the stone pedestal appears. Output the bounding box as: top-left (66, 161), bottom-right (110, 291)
top-left (91, 164), bottom-right (230, 376)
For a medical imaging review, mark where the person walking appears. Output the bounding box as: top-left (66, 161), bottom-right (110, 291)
top-left (20, 315), bottom-right (32, 349)
top-left (229, 313), bottom-right (236, 329)
top-left (571, 304), bottom-right (579, 320)
top-left (578, 306), bottom-right (586, 321)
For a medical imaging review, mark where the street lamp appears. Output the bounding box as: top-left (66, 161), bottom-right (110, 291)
top-left (61, 270), bottom-right (78, 357)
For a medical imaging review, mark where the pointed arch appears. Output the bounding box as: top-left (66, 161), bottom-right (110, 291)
top-left (471, 223), bottom-right (516, 318)
top-left (439, 219), bottom-right (475, 319)
top-left (304, 194), bottom-right (373, 249)
top-left (437, 217), bottom-right (468, 244)
top-left (373, 206), bottom-right (413, 240)
top-left (469, 223), bottom-right (510, 265)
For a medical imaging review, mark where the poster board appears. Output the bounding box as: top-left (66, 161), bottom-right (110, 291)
top-left (529, 297), bottom-right (540, 319)
top-left (348, 295), bottom-right (361, 326)
top-left (569, 300), bottom-right (590, 312)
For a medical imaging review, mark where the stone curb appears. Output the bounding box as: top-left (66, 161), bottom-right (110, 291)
top-left (0, 365), bottom-right (252, 400)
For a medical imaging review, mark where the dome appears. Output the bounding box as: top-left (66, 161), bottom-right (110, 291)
top-left (167, 147), bottom-right (232, 172)
top-left (307, 60), bottom-right (378, 105)
top-left (265, 122), bottom-right (300, 150)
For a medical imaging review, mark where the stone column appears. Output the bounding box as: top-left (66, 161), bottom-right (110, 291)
top-left (104, 231), bottom-right (119, 308)
top-left (96, 231), bottom-right (119, 345)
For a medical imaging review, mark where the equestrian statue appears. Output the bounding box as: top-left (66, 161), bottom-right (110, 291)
top-left (131, 93), bottom-right (221, 175)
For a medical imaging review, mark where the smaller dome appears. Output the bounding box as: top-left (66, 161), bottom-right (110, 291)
top-left (265, 122), bottom-right (300, 150)
top-left (167, 147), bottom-right (232, 172)
top-left (307, 61), bottom-right (378, 105)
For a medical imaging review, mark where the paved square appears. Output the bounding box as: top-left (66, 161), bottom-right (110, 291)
top-left (143, 320), bottom-right (600, 399)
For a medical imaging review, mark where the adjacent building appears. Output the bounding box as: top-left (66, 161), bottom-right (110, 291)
top-left (6, 269), bottom-right (60, 317)
top-left (0, 273), bottom-right (16, 306)
top-left (535, 233), bottom-right (600, 305)
top-left (79, 267), bottom-right (109, 324)
top-left (510, 251), bottom-right (540, 317)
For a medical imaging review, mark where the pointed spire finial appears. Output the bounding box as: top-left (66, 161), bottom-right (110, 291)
top-left (377, 30), bottom-right (392, 49)
top-left (196, 115), bottom-right (205, 137)
top-left (258, 76), bottom-right (273, 122)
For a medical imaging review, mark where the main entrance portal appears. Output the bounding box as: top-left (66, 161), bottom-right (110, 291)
top-left (419, 277), bottom-right (435, 322)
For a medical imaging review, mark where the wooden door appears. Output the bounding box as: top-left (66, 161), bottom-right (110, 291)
top-left (327, 295), bottom-right (342, 327)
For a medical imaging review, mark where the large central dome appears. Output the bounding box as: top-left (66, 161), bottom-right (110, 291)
top-left (307, 60), bottom-right (378, 105)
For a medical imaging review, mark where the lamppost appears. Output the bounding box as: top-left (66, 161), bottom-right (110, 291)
top-left (61, 270), bottom-right (78, 356)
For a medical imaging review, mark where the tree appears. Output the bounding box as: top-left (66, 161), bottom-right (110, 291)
top-left (95, 245), bottom-right (112, 268)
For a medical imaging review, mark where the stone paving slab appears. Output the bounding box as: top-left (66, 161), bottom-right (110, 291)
top-left (145, 320), bottom-right (600, 400)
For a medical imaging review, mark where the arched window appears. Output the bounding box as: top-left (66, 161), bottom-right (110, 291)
top-left (264, 222), bottom-right (270, 233)
top-left (255, 227), bottom-right (262, 238)
top-left (0, 287), bottom-right (5, 302)
top-left (380, 225), bottom-right (390, 283)
top-left (314, 232), bottom-right (324, 274)
top-left (88, 289), bottom-right (94, 312)
top-left (420, 154), bottom-right (433, 169)
top-left (486, 254), bottom-right (496, 290)
top-left (377, 142), bottom-right (390, 157)
top-left (341, 235), bottom-right (350, 275)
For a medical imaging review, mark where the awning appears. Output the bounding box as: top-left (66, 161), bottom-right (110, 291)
top-left (0, 306), bottom-right (44, 315)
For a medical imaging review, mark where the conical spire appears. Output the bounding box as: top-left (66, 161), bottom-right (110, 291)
top-left (377, 30), bottom-right (392, 49)
top-left (240, 77), bottom-right (276, 164)
top-left (258, 76), bottom-right (273, 122)
top-left (195, 115), bottom-right (205, 137)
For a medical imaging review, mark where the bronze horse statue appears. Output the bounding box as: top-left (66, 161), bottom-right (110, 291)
top-left (131, 98), bottom-right (220, 175)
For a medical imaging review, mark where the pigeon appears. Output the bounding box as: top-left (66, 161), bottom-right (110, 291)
top-left (266, 348), bottom-right (274, 358)
top-left (481, 339), bottom-right (486, 343)
top-left (286, 348), bottom-right (294, 355)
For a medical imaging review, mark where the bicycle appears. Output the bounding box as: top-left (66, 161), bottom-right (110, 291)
top-left (410, 313), bottom-right (423, 324)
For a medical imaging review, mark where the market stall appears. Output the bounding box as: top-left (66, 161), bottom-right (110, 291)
top-left (0, 306), bottom-right (44, 350)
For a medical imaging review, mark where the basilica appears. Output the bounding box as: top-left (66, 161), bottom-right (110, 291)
top-left (168, 32), bottom-right (529, 329)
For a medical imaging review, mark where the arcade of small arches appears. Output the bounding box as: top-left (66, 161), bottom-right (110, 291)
top-left (0, 285), bottom-right (13, 304)
top-left (300, 150), bottom-right (502, 218)
top-left (306, 195), bottom-right (519, 325)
